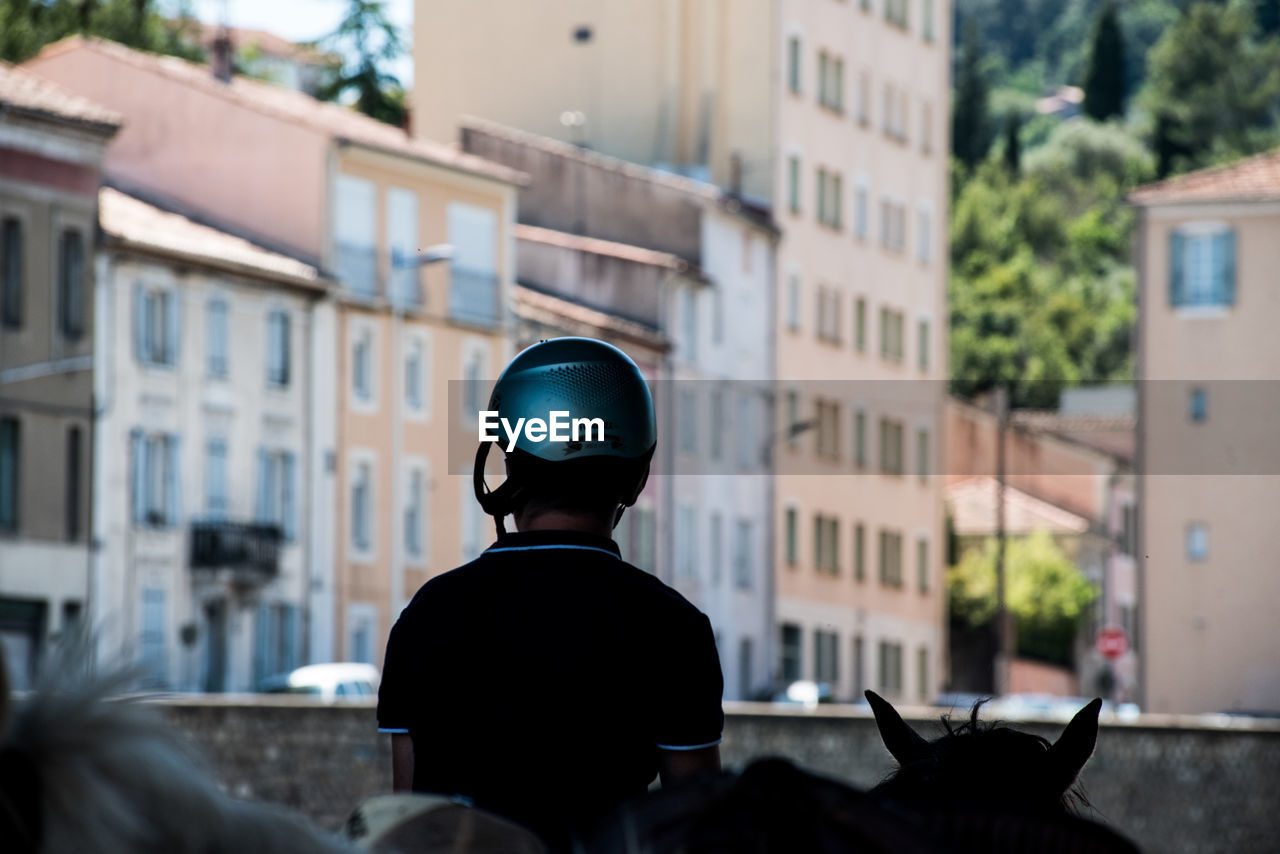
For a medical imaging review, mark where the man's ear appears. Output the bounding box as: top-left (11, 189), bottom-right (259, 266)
top-left (1046, 698), bottom-right (1103, 795)
top-left (866, 690), bottom-right (929, 766)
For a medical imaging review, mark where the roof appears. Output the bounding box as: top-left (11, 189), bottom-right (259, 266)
top-left (179, 20), bottom-right (336, 66)
top-left (32, 37), bottom-right (525, 186)
top-left (1129, 147), bottom-right (1280, 205)
top-left (946, 477), bottom-right (1092, 538)
top-left (516, 223), bottom-right (698, 274)
top-left (99, 187), bottom-right (322, 288)
top-left (514, 285), bottom-right (667, 352)
top-left (1010, 411), bottom-right (1136, 464)
top-left (0, 61), bottom-right (121, 133)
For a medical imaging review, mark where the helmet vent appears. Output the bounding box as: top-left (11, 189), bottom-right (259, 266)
top-left (542, 362), bottom-right (635, 411)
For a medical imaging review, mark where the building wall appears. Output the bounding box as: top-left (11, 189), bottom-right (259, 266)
top-left (156, 697), bottom-right (1280, 854)
top-left (1138, 203), bottom-right (1280, 713)
top-left (0, 115), bottom-right (106, 688)
top-left (328, 149), bottom-right (516, 667)
top-left (25, 45), bottom-right (329, 264)
top-left (93, 251), bottom-right (318, 691)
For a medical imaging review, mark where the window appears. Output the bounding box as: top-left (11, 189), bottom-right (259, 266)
top-left (813, 514), bottom-right (839, 574)
top-left (254, 602), bottom-right (300, 686)
top-left (1189, 387), bottom-right (1208, 422)
top-left (679, 388), bottom-right (698, 454)
top-left (917, 536), bottom-right (929, 592)
top-left (787, 35), bottom-right (802, 93)
top-left (676, 504), bottom-right (698, 580)
top-left (353, 328), bottom-right (373, 403)
top-left (0, 417), bottom-right (18, 533)
top-left (854, 408), bottom-right (867, 467)
top-left (207, 299), bottom-right (228, 378)
top-left (878, 640), bottom-right (903, 696)
top-left (781, 624), bottom-right (803, 683)
top-left (814, 630), bottom-right (839, 684)
top-left (918, 318), bottom-right (930, 370)
top-left (816, 169), bottom-right (843, 228)
top-left (447, 203), bottom-right (499, 327)
top-left (405, 466), bottom-right (426, 560)
top-left (786, 390), bottom-right (800, 447)
top-left (785, 506), bottom-right (798, 566)
top-left (463, 346), bottom-right (487, 421)
top-left (739, 638), bottom-right (754, 700)
top-left (405, 337), bottom-right (425, 412)
top-left (387, 187), bottom-right (420, 307)
top-left (1170, 226), bottom-right (1235, 307)
top-left (1186, 523), bottom-right (1208, 562)
top-left (710, 513), bottom-right (722, 586)
top-left (206, 439), bottom-right (228, 520)
top-left (917, 427), bottom-right (930, 481)
top-left (818, 51), bottom-right (830, 106)
top-left (734, 519), bottom-right (753, 589)
top-left (788, 155), bottom-right (802, 213)
top-left (710, 389), bottom-right (725, 463)
top-left (816, 398), bottom-right (841, 460)
top-left (2, 217), bottom-right (22, 328)
top-left (630, 506), bottom-right (656, 574)
top-left (923, 0), bottom-right (935, 40)
top-left (334, 174), bottom-right (377, 297)
top-left (135, 287), bottom-right (178, 367)
top-left (816, 167), bottom-right (827, 226)
top-left (853, 522), bottom-right (865, 581)
top-left (140, 588), bottom-right (167, 688)
top-left (879, 529), bottom-right (904, 586)
top-left (832, 58), bottom-right (845, 112)
top-left (885, 0), bottom-right (909, 29)
top-left (347, 604), bottom-right (377, 664)
top-left (351, 460), bottom-right (373, 554)
top-left (681, 287), bottom-right (698, 363)
top-left (256, 448), bottom-right (297, 541)
top-left (854, 182), bottom-right (869, 239)
top-left (787, 274), bottom-right (801, 330)
top-left (852, 635), bottom-right (865, 696)
top-left (711, 285), bottom-right (724, 346)
top-left (917, 205), bottom-right (932, 262)
top-left (1120, 503), bottom-right (1137, 556)
top-left (880, 307), bottom-right (905, 361)
top-left (818, 52), bottom-right (844, 112)
top-left (879, 418), bottom-right (905, 475)
top-left (918, 646), bottom-right (930, 701)
top-left (880, 198), bottom-right (907, 250)
top-left (816, 287), bottom-right (842, 343)
top-left (130, 431), bottom-right (180, 527)
top-left (921, 102), bottom-right (934, 154)
top-left (58, 229), bottom-right (85, 340)
top-left (855, 298), bottom-right (867, 351)
top-left (857, 70), bottom-right (871, 126)
top-left (266, 310), bottom-right (290, 387)
top-left (66, 426), bottom-right (81, 540)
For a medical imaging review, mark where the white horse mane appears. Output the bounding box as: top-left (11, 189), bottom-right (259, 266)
top-left (1, 642), bottom-right (359, 854)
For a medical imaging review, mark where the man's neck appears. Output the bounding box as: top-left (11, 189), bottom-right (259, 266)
top-left (514, 510), bottom-right (616, 540)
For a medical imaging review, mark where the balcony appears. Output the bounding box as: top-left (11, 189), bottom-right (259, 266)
top-left (189, 520), bottom-right (282, 584)
top-left (448, 265), bottom-right (500, 328)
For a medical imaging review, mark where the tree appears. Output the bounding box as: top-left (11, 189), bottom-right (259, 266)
top-left (0, 0), bottom-right (203, 64)
top-left (1141, 2), bottom-right (1280, 175)
top-left (316, 0), bottom-right (406, 127)
top-left (952, 17), bottom-right (992, 169)
top-left (1082, 2), bottom-right (1127, 121)
top-left (949, 530), bottom-right (1098, 667)
top-left (1002, 111), bottom-right (1022, 177)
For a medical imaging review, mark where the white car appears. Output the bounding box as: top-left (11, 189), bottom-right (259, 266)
top-left (260, 662), bottom-right (380, 703)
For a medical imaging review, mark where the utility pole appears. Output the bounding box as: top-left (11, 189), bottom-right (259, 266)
top-left (993, 385), bottom-right (1012, 696)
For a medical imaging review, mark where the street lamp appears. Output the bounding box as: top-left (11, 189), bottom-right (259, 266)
top-left (389, 244), bottom-right (453, 625)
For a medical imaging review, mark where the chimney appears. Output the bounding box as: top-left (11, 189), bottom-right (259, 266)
top-left (401, 106), bottom-right (413, 137)
top-left (211, 27), bottom-right (234, 84)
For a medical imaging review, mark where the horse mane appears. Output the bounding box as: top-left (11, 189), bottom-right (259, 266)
top-left (1, 640), bottom-right (358, 854)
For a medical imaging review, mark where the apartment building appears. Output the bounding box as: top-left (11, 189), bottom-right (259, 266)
top-left (1130, 150), bottom-right (1280, 714)
top-left (94, 188), bottom-right (326, 691)
top-left (460, 121), bottom-right (780, 700)
top-left (0, 64), bottom-right (119, 688)
top-left (417, 1), bottom-right (950, 702)
top-left (25, 36), bottom-right (524, 671)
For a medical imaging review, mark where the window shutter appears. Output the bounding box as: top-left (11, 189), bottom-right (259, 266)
top-left (279, 314), bottom-right (291, 386)
top-left (166, 435), bottom-right (182, 525)
top-left (1169, 231), bottom-right (1186, 306)
top-left (165, 291), bottom-right (180, 365)
top-left (134, 285), bottom-right (147, 362)
top-left (1219, 229), bottom-right (1236, 306)
top-left (131, 429), bottom-right (147, 524)
top-left (282, 451), bottom-right (296, 541)
top-left (255, 447), bottom-right (269, 523)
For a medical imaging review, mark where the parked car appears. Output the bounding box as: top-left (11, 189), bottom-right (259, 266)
top-left (771, 680), bottom-right (836, 709)
top-left (259, 663), bottom-right (380, 703)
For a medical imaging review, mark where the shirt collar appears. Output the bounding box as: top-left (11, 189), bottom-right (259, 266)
top-left (488, 529), bottom-right (622, 557)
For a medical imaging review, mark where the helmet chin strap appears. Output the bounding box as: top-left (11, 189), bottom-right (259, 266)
top-left (473, 443), bottom-right (524, 537)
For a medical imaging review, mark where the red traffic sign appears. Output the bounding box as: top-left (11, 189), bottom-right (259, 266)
top-left (1097, 627), bottom-right (1128, 660)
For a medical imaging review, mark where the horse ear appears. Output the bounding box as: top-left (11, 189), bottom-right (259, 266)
top-left (865, 689), bottom-right (928, 766)
top-left (1046, 697), bottom-right (1103, 794)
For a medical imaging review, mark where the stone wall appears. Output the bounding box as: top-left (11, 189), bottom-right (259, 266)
top-left (158, 697), bottom-right (1280, 854)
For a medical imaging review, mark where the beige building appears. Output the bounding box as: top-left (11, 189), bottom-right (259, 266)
top-left (1130, 151), bottom-right (1280, 714)
top-left (414, 0), bottom-right (951, 702)
top-left (0, 63), bottom-right (119, 688)
top-left (25, 36), bottom-right (524, 672)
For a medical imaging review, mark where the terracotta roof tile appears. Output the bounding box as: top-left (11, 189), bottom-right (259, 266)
top-left (946, 477), bottom-right (1092, 537)
top-left (1129, 147), bottom-right (1280, 205)
top-left (0, 60), bottom-right (121, 131)
top-left (32, 37), bottom-right (525, 186)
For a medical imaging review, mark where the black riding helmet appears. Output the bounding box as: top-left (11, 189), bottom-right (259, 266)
top-left (473, 337), bottom-right (657, 535)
